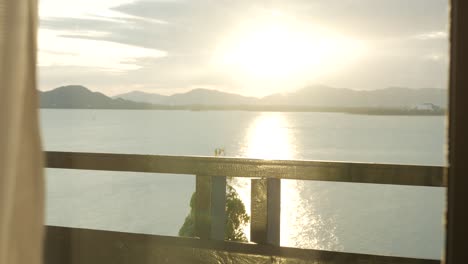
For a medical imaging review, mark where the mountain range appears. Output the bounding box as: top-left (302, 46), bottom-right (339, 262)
top-left (114, 89), bottom-right (257, 105)
top-left (39, 85), bottom-right (447, 112)
top-left (40, 85), bottom-right (152, 109)
top-left (113, 85), bottom-right (446, 108)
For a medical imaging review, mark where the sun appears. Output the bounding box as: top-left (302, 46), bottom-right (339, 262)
top-left (213, 13), bottom-right (366, 91)
top-left (222, 23), bottom-right (312, 78)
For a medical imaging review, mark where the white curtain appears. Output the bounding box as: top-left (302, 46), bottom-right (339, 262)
top-left (0, 0), bottom-right (44, 263)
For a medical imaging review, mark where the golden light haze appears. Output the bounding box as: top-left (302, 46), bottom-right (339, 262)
top-left (38, 0), bottom-right (448, 97)
top-left (213, 10), bottom-right (368, 96)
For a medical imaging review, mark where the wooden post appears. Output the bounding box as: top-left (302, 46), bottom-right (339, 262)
top-left (446, 1), bottom-right (468, 263)
top-left (251, 178), bottom-right (281, 246)
top-left (195, 175), bottom-right (226, 240)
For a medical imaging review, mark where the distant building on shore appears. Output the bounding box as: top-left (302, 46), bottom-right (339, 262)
top-left (413, 103), bottom-right (441, 111)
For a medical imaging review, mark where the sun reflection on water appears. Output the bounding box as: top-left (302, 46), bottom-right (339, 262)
top-left (230, 112), bottom-right (339, 249)
top-left (244, 112), bottom-right (295, 160)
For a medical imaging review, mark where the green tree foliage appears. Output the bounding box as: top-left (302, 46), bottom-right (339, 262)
top-left (224, 185), bottom-right (250, 241)
top-left (178, 193), bottom-right (196, 237)
top-left (178, 148), bottom-right (250, 242)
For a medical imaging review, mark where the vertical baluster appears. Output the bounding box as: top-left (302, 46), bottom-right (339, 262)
top-left (195, 175), bottom-right (227, 240)
top-left (251, 178), bottom-right (281, 246)
top-left (211, 176), bottom-right (227, 240)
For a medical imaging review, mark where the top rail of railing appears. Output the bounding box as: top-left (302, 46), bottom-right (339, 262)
top-left (45, 151), bottom-right (445, 187)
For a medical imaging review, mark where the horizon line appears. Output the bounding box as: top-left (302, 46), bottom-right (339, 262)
top-left (39, 84), bottom-right (447, 99)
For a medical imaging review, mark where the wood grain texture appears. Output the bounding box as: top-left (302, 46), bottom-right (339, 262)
top-left (46, 151), bottom-right (445, 187)
top-left (45, 226), bottom-right (440, 264)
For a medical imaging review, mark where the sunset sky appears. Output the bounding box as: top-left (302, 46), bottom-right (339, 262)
top-left (38, 0), bottom-right (449, 97)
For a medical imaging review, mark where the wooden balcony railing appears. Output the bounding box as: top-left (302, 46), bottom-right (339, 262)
top-left (44, 151), bottom-right (445, 264)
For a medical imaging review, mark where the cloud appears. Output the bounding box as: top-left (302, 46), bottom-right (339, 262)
top-left (415, 31), bottom-right (448, 40)
top-left (42, 0), bottom-right (448, 52)
top-left (38, 0), bottom-right (450, 95)
top-left (39, 0), bottom-right (134, 20)
top-left (38, 29), bottom-right (167, 72)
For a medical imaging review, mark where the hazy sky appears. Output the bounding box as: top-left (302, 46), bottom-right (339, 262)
top-left (38, 0), bottom-right (449, 97)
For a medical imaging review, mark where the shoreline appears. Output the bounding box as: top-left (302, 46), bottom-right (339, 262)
top-left (39, 106), bottom-right (446, 116)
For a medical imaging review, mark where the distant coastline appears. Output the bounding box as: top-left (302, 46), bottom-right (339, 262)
top-left (39, 85), bottom-right (447, 116)
top-left (40, 104), bottom-right (446, 116)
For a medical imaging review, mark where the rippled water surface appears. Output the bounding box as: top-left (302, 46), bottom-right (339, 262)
top-left (41, 109), bottom-right (445, 259)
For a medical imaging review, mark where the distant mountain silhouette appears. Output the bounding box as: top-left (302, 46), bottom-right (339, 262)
top-left (115, 85), bottom-right (446, 108)
top-left (165, 88), bottom-right (257, 105)
top-left (259, 85), bottom-right (447, 107)
top-left (40, 85), bottom-right (447, 113)
top-left (40, 85), bottom-right (151, 109)
top-left (114, 88), bottom-right (256, 105)
top-left (111, 90), bottom-right (168, 104)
